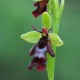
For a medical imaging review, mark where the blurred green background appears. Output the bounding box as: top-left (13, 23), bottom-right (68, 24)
top-left (0, 0), bottom-right (80, 80)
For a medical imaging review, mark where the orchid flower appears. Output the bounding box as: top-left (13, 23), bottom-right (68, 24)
top-left (21, 12), bottom-right (63, 71)
top-left (32, 0), bottom-right (48, 17)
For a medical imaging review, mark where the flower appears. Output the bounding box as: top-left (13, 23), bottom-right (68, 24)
top-left (28, 26), bottom-right (55, 71)
top-left (20, 12), bottom-right (63, 71)
top-left (32, 0), bottom-right (48, 17)
top-left (21, 26), bottom-right (63, 71)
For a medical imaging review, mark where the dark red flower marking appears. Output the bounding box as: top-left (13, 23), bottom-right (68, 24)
top-left (32, 0), bottom-right (49, 17)
top-left (28, 26), bottom-right (55, 71)
top-left (29, 57), bottom-right (46, 71)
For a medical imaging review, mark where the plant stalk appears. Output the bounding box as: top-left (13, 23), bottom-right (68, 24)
top-left (47, 0), bottom-right (64, 80)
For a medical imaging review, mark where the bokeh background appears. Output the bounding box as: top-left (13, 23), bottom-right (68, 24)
top-left (0, 0), bottom-right (80, 80)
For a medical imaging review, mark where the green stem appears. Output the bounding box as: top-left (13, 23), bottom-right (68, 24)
top-left (47, 0), bottom-right (64, 80)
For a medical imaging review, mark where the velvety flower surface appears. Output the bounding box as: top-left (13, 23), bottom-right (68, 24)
top-left (29, 57), bottom-right (46, 71)
top-left (32, 0), bottom-right (48, 17)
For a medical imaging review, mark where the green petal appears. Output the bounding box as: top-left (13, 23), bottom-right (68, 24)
top-left (50, 33), bottom-right (63, 47)
top-left (21, 31), bottom-right (41, 43)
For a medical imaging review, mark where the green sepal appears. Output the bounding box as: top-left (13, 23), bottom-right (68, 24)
top-left (21, 31), bottom-right (41, 43)
top-left (50, 33), bottom-right (63, 47)
top-left (42, 12), bottom-right (51, 30)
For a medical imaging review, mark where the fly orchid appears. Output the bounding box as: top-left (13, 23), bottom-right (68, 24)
top-left (29, 26), bottom-right (55, 71)
top-left (32, 0), bottom-right (48, 17)
top-left (21, 25), bottom-right (63, 71)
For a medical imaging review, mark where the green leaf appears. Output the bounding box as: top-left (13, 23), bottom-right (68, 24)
top-left (21, 31), bottom-right (41, 43)
top-left (59, 0), bottom-right (65, 19)
top-left (42, 12), bottom-right (51, 30)
top-left (52, 0), bottom-right (59, 19)
top-left (50, 33), bottom-right (63, 47)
